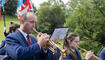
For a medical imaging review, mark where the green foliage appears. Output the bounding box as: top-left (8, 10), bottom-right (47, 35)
top-left (79, 40), bottom-right (101, 55)
top-left (37, 2), bottom-right (65, 34)
top-left (64, 0), bottom-right (105, 46)
top-left (4, 0), bottom-right (17, 16)
top-left (32, 3), bottom-right (37, 13)
top-left (92, 0), bottom-right (105, 17)
top-left (79, 40), bottom-right (102, 59)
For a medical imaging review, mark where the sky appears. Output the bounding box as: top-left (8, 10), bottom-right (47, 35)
top-left (31, 0), bottom-right (69, 9)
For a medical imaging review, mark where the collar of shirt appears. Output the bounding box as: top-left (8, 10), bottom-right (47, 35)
top-left (70, 48), bottom-right (76, 52)
top-left (18, 29), bottom-right (43, 50)
top-left (18, 29), bottom-right (28, 41)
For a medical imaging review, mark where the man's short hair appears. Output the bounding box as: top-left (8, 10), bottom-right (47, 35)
top-left (20, 12), bottom-right (36, 21)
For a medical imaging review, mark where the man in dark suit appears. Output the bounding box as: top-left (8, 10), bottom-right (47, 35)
top-left (5, 12), bottom-right (50, 60)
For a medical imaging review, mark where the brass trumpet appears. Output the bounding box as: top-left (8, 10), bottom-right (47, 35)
top-left (33, 28), bottom-right (67, 58)
top-left (78, 47), bottom-right (101, 60)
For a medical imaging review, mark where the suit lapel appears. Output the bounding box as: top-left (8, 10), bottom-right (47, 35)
top-left (16, 30), bottom-right (29, 46)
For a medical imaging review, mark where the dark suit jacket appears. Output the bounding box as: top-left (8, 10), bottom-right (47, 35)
top-left (62, 49), bottom-right (82, 60)
top-left (5, 30), bottom-right (48, 60)
top-left (47, 48), bottom-right (61, 60)
top-left (99, 47), bottom-right (105, 60)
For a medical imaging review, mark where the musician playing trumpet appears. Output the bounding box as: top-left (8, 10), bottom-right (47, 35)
top-left (36, 31), bottom-right (61, 60)
top-left (62, 33), bottom-right (94, 60)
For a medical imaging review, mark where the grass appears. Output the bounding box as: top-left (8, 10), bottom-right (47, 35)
top-left (0, 15), bottom-right (20, 42)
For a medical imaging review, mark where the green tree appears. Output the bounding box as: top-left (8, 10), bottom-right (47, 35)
top-left (4, 0), bottom-right (17, 16)
top-left (36, 2), bottom-right (65, 34)
top-left (91, 0), bottom-right (105, 45)
top-left (32, 3), bottom-right (37, 13)
top-left (64, 0), bottom-right (105, 46)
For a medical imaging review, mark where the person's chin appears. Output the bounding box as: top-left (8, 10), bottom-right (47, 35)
top-left (28, 31), bottom-right (32, 34)
top-left (30, 31), bottom-right (32, 34)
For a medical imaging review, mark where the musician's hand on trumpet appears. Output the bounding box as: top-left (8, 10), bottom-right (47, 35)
top-left (37, 33), bottom-right (51, 48)
top-left (85, 51), bottom-right (94, 60)
top-left (79, 47), bottom-right (101, 60)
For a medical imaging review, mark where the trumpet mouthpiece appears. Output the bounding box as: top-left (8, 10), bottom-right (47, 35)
top-left (33, 28), bottom-right (38, 33)
top-left (78, 46), bottom-right (81, 49)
